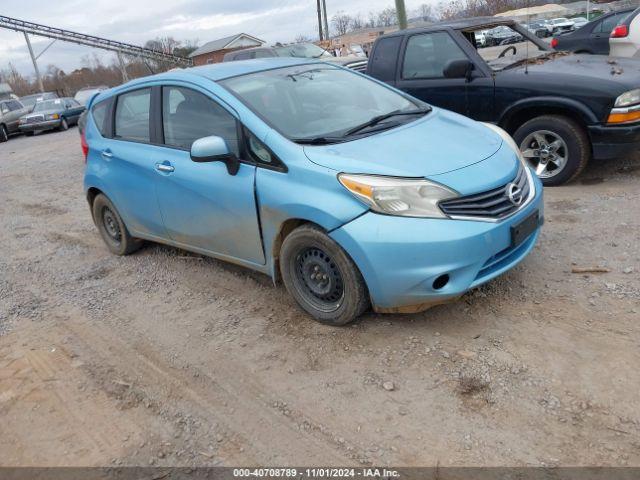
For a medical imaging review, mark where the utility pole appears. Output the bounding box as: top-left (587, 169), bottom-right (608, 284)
top-left (316, 0), bottom-right (324, 41)
top-left (322, 0), bottom-right (330, 42)
top-left (395, 0), bottom-right (408, 30)
top-left (24, 32), bottom-right (44, 92)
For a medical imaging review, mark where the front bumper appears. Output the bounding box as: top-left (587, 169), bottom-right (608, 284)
top-left (19, 119), bottom-right (61, 132)
top-left (588, 122), bottom-right (640, 160)
top-left (330, 173), bottom-right (544, 312)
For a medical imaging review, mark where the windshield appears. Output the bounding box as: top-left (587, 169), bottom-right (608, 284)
top-left (274, 43), bottom-right (333, 59)
top-left (221, 64), bottom-right (423, 141)
top-left (33, 99), bottom-right (62, 112)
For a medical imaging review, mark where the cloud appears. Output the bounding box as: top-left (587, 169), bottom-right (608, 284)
top-left (0, 0), bottom-right (435, 77)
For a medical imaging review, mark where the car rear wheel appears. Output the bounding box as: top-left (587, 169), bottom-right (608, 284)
top-left (92, 194), bottom-right (143, 256)
top-left (513, 115), bottom-right (590, 186)
top-left (280, 225), bottom-right (369, 326)
top-left (59, 118), bottom-right (69, 131)
top-left (0, 125), bottom-right (8, 142)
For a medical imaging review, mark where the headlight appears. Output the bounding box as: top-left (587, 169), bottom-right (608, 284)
top-left (19, 118), bottom-right (26, 124)
top-left (338, 174), bottom-right (458, 218)
top-left (46, 113), bottom-right (60, 120)
top-left (614, 89), bottom-right (640, 108)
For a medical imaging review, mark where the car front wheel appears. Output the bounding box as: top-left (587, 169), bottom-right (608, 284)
top-left (513, 115), bottom-right (590, 186)
top-left (59, 118), bottom-right (69, 131)
top-left (0, 125), bottom-right (8, 142)
top-left (280, 225), bottom-right (369, 326)
top-left (92, 194), bottom-right (143, 255)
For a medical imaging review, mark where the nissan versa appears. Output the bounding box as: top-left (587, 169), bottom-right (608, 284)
top-left (83, 59), bottom-right (543, 325)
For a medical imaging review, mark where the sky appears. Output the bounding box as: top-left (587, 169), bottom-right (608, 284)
top-left (0, 0), bottom-right (433, 79)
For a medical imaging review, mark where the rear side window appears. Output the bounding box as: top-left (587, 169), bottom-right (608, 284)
top-left (594, 11), bottom-right (631, 33)
top-left (162, 86), bottom-right (239, 153)
top-left (91, 99), bottom-right (110, 136)
top-left (114, 88), bottom-right (151, 142)
top-left (368, 36), bottom-right (402, 82)
top-left (402, 32), bottom-right (468, 79)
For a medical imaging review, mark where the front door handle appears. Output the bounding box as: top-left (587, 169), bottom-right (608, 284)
top-left (155, 163), bottom-right (175, 173)
top-left (101, 149), bottom-right (113, 159)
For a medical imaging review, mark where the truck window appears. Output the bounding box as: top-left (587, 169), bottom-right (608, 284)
top-left (368, 36), bottom-right (402, 82)
top-left (402, 32), bottom-right (468, 79)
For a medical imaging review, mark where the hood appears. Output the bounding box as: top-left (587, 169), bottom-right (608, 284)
top-left (503, 53), bottom-right (640, 92)
top-left (325, 55), bottom-right (366, 66)
top-left (303, 108), bottom-right (503, 178)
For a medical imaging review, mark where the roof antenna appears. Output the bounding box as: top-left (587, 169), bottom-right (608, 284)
top-left (525, 0), bottom-right (530, 74)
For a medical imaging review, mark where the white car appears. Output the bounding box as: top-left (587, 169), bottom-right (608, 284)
top-left (610, 7), bottom-right (640, 58)
top-left (549, 17), bottom-right (575, 34)
top-left (571, 17), bottom-right (589, 29)
top-left (475, 30), bottom-right (487, 47)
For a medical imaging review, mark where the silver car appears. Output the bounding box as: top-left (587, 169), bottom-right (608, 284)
top-left (0, 98), bottom-right (29, 142)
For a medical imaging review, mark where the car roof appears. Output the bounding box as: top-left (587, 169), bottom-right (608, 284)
top-left (380, 16), bottom-right (516, 37)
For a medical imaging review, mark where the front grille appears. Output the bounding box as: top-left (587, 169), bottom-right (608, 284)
top-left (439, 164), bottom-right (530, 220)
top-left (27, 115), bottom-right (44, 124)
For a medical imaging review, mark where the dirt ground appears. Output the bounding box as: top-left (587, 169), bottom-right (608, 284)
top-left (0, 127), bottom-right (639, 467)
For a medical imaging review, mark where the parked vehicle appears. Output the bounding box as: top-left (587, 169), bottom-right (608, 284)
top-left (366, 17), bottom-right (640, 186)
top-left (571, 17), bottom-right (589, 29)
top-left (610, 6), bottom-right (640, 58)
top-left (0, 98), bottom-right (29, 142)
top-left (485, 25), bottom-right (522, 46)
top-left (525, 20), bottom-right (552, 38)
top-left (551, 9), bottom-right (634, 55)
top-left (223, 43), bottom-right (368, 72)
top-left (19, 91), bottom-right (59, 112)
top-left (475, 30), bottom-right (487, 47)
top-left (549, 17), bottom-right (575, 34)
top-left (82, 59), bottom-right (542, 325)
top-left (18, 97), bottom-right (85, 135)
top-left (74, 86), bottom-right (108, 106)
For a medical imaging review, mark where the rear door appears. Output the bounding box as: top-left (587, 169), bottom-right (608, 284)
top-left (101, 87), bottom-right (166, 237)
top-left (5, 100), bottom-right (26, 133)
top-left (394, 30), bottom-right (495, 120)
top-left (152, 84), bottom-right (264, 265)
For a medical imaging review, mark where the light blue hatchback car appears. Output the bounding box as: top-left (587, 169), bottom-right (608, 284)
top-left (83, 58), bottom-right (543, 325)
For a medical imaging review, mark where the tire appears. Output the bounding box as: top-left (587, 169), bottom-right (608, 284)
top-left (513, 114), bottom-right (590, 186)
top-left (279, 225), bottom-right (369, 326)
top-left (92, 194), bottom-right (143, 255)
top-left (58, 118), bottom-right (69, 131)
top-left (0, 125), bottom-right (7, 142)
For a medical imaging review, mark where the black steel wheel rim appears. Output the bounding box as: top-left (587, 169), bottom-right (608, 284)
top-left (102, 206), bottom-right (121, 243)
top-left (294, 247), bottom-right (344, 313)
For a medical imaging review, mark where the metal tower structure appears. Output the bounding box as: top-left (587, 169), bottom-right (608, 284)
top-left (0, 14), bottom-right (193, 90)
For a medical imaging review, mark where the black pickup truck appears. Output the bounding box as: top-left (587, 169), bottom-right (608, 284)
top-left (366, 17), bottom-right (640, 185)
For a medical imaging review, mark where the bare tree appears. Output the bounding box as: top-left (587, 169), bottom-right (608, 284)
top-left (350, 14), bottom-right (364, 31)
top-left (377, 7), bottom-right (397, 27)
top-left (418, 3), bottom-right (435, 21)
top-left (367, 11), bottom-right (377, 28)
top-left (331, 10), bottom-right (352, 36)
top-left (295, 34), bottom-right (313, 43)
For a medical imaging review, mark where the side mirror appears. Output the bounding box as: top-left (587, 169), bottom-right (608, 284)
top-left (443, 59), bottom-right (474, 81)
top-left (190, 135), bottom-right (240, 175)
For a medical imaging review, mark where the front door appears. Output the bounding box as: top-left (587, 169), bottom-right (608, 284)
top-left (152, 85), bottom-right (264, 265)
top-left (395, 31), bottom-right (495, 121)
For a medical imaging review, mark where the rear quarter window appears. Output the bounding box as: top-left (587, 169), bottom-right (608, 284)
top-left (91, 99), bottom-right (110, 137)
top-left (368, 36), bottom-right (402, 82)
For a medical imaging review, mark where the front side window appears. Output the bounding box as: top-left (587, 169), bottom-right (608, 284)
top-left (474, 26), bottom-right (547, 70)
top-left (162, 86), bottom-right (239, 154)
top-left (221, 64), bottom-right (420, 140)
top-left (403, 32), bottom-right (468, 79)
top-left (114, 88), bottom-right (150, 142)
top-left (0, 103), bottom-right (8, 114)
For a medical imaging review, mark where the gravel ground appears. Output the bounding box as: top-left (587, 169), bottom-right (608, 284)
top-left (0, 127), bottom-right (639, 467)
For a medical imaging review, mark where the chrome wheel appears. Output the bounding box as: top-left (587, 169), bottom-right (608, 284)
top-left (520, 130), bottom-right (568, 179)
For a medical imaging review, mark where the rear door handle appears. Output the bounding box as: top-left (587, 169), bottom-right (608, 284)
top-left (101, 149), bottom-right (113, 159)
top-left (155, 162), bottom-right (175, 173)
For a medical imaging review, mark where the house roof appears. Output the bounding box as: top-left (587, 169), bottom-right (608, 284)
top-left (188, 33), bottom-right (265, 58)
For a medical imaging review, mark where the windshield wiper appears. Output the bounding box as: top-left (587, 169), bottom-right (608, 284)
top-left (292, 136), bottom-right (345, 145)
top-left (344, 108), bottom-right (431, 136)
